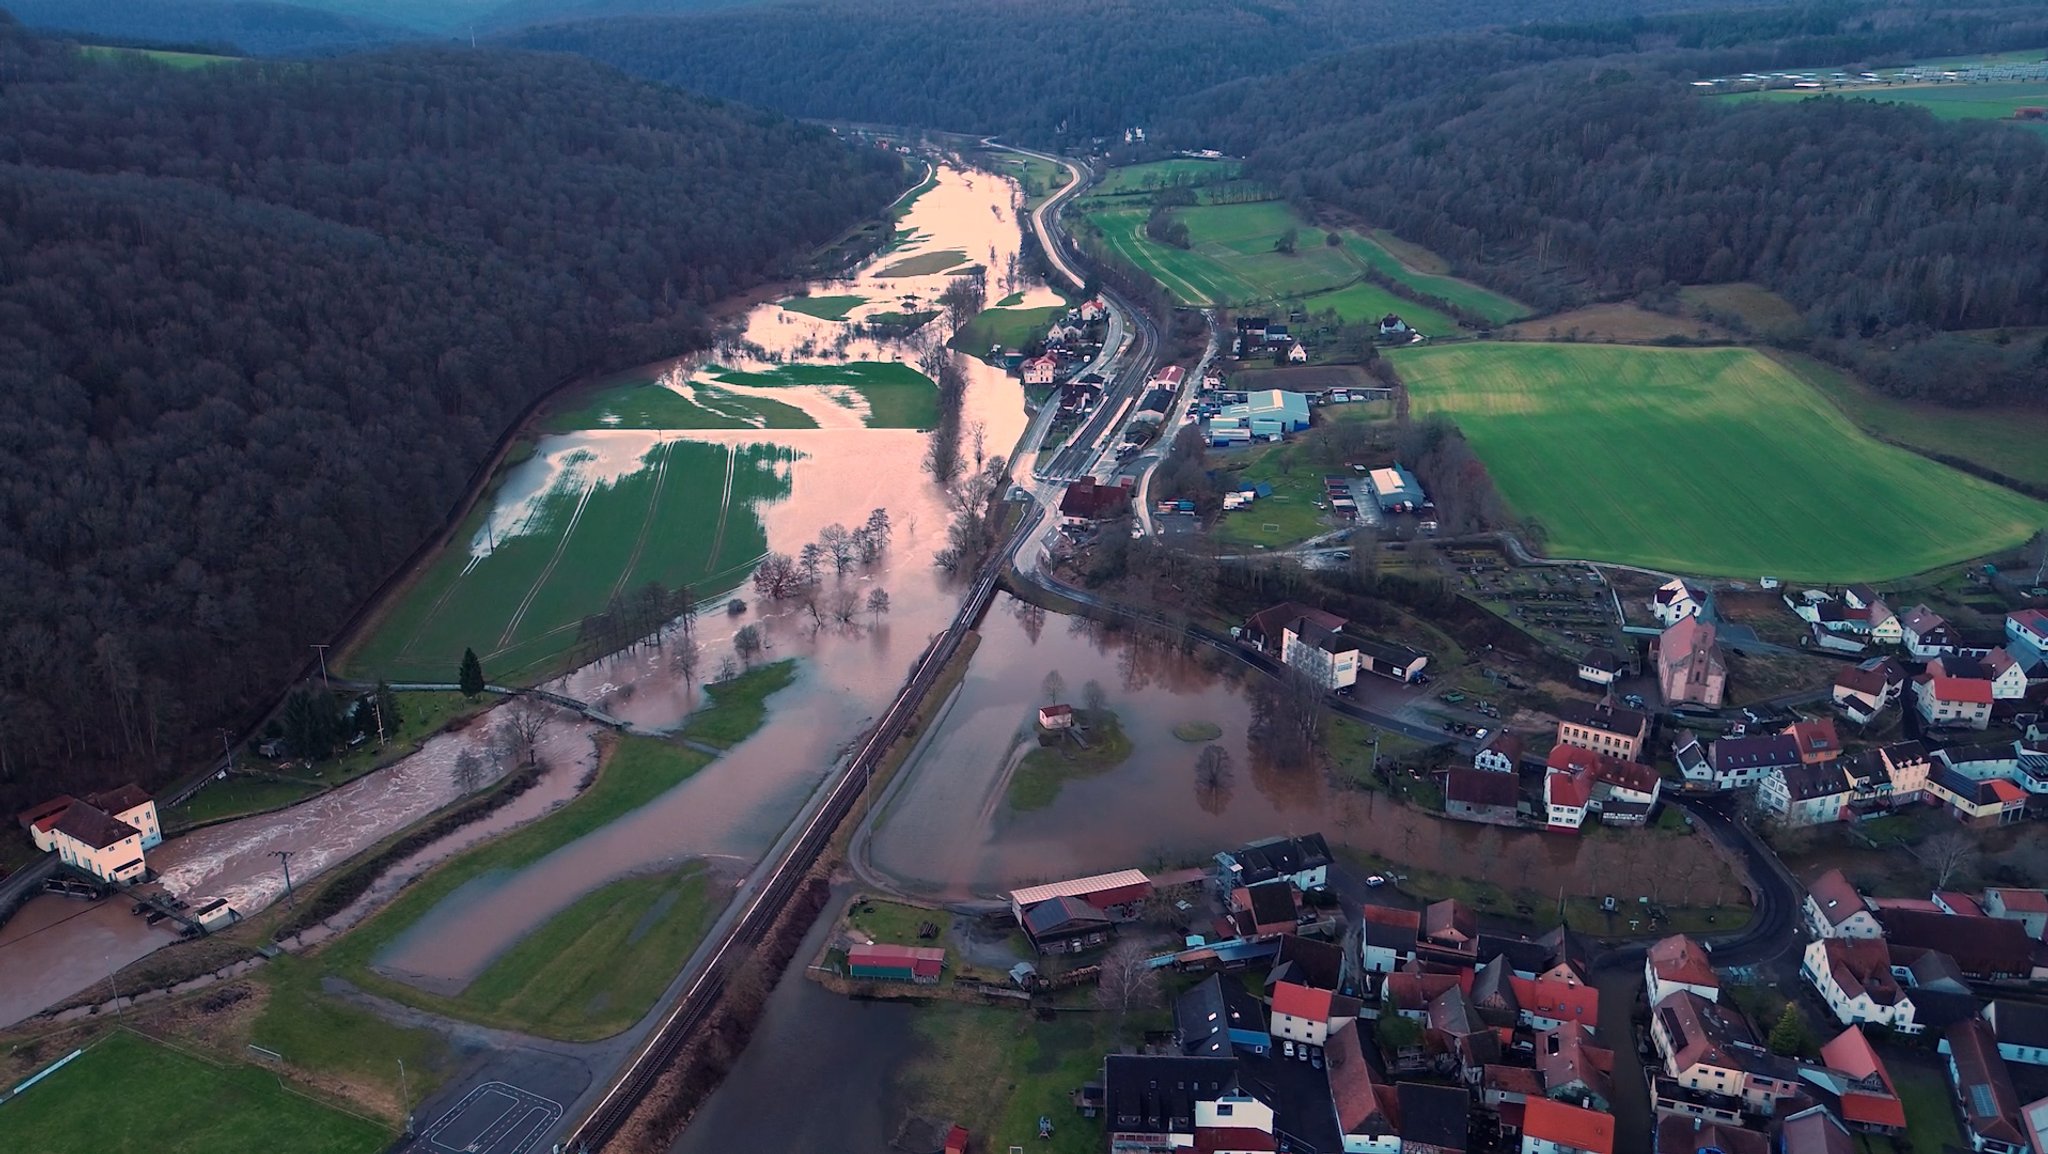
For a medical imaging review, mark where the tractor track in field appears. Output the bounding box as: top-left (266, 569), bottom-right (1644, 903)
top-left (609, 441), bottom-right (673, 604)
top-left (701, 445), bottom-right (739, 579)
top-left (496, 480), bottom-right (597, 652)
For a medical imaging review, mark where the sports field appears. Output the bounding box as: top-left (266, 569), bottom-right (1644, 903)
top-left (1394, 343), bottom-right (2047, 581)
top-left (5, 1030), bottom-right (388, 1154)
top-left (342, 438), bottom-right (792, 681)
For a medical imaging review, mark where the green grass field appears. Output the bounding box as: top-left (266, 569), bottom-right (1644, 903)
top-left (1344, 234), bottom-right (1528, 324)
top-left (1007, 709), bottom-right (1133, 811)
top-left (1299, 281), bottom-right (1458, 335)
top-left (341, 440), bottom-right (791, 682)
top-left (779, 294), bottom-right (867, 321)
top-left (1728, 82), bottom-right (2048, 131)
top-left (1395, 343), bottom-right (2048, 580)
top-left (950, 304), bottom-right (1065, 355)
top-left (877, 249), bottom-right (971, 277)
top-left (987, 153), bottom-right (1070, 207)
top-left (1095, 157), bottom-right (1242, 195)
top-left (454, 862), bottom-right (713, 1039)
top-left (79, 44), bottom-right (242, 69)
top-left (253, 954), bottom-right (447, 1109)
top-left (5, 1030), bottom-right (388, 1154)
top-left (1780, 351), bottom-right (2048, 490)
top-left (1086, 195), bottom-right (1523, 325)
top-left (679, 660), bottom-right (798, 748)
top-left (708, 362), bottom-right (939, 429)
top-left (1212, 440), bottom-right (1339, 550)
top-left (167, 776), bottom-right (322, 828)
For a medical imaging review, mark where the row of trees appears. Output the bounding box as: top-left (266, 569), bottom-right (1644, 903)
top-left (0, 21), bottom-right (906, 811)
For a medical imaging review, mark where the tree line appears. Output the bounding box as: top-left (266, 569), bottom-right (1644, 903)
top-left (0, 18), bottom-right (904, 811)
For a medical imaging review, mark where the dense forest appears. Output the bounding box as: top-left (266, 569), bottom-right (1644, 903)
top-left (1, 0), bottom-right (409, 54)
top-left (0, 17), bottom-right (903, 806)
top-left (1166, 3), bottom-right (2048, 404)
top-left (502, 0), bottom-right (1719, 141)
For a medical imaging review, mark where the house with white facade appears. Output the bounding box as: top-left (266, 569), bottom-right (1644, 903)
top-left (1520, 1098), bottom-right (1614, 1154)
top-left (1832, 659), bottom-right (1906, 725)
top-left (1576, 647), bottom-right (1622, 687)
top-left (1983, 1001), bottom-right (2048, 1067)
top-left (1474, 733), bottom-right (1524, 775)
top-left (1758, 761), bottom-right (1851, 827)
top-left (1985, 648), bottom-right (2031, 700)
top-left (2007, 609), bottom-right (2048, 664)
top-left (1803, 869), bottom-right (1883, 939)
top-left (1901, 605), bottom-right (1957, 659)
top-left (1645, 935), bottom-right (1720, 1007)
top-left (1801, 937), bottom-right (1921, 1035)
top-left (1652, 579), bottom-right (1702, 627)
top-left (1269, 981), bottom-right (1339, 1048)
top-left (1983, 890), bottom-right (2048, 939)
top-left (1916, 671), bottom-right (1994, 731)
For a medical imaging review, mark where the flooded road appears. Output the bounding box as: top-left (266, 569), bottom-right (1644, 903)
top-left (0, 895), bottom-right (179, 1027)
top-left (373, 161), bottom-right (1055, 990)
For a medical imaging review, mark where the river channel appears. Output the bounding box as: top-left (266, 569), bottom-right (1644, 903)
top-left (371, 161), bottom-right (1051, 990)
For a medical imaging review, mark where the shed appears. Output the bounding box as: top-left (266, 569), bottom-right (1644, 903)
top-left (848, 942), bottom-right (945, 983)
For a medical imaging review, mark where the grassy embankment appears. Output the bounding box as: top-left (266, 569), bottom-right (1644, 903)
top-left (3, 1029), bottom-right (388, 1154)
top-left (876, 249), bottom-right (972, 277)
top-left (778, 294), bottom-right (868, 321)
top-left (1393, 342), bottom-right (2047, 581)
top-left (1006, 708), bottom-right (1133, 811)
top-left (317, 661), bottom-right (795, 1039)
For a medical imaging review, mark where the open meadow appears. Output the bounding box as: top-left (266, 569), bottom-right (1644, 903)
top-left (1779, 352), bottom-right (2048, 491)
top-left (1394, 343), bottom-right (2048, 581)
top-left (1084, 190), bottom-right (1523, 328)
top-left (78, 44), bottom-right (243, 69)
top-left (1726, 82), bottom-right (2048, 132)
top-left (3, 1030), bottom-right (388, 1154)
top-left (1094, 157), bottom-right (1242, 195)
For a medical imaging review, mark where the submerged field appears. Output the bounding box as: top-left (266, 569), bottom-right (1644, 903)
top-left (1084, 192), bottom-right (1523, 328)
top-left (343, 436), bottom-right (791, 681)
top-left (1394, 343), bottom-right (2047, 581)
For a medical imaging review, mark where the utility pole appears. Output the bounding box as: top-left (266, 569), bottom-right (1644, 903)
top-left (105, 953), bottom-right (121, 1014)
top-left (271, 850), bottom-right (297, 908)
top-left (398, 1059), bottom-right (413, 1136)
top-left (371, 694), bottom-right (387, 749)
top-left (219, 729), bottom-right (237, 774)
top-left (310, 644), bottom-right (332, 690)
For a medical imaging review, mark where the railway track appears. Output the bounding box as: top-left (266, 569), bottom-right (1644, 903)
top-left (562, 504), bottom-right (1031, 1152)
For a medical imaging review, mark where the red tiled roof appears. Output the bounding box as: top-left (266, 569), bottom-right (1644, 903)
top-left (87, 784), bottom-right (153, 815)
top-left (17, 795), bottom-right (74, 833)
top-left (1272, 981), bottom-right (1333, 1022)
top-left (1937, 892), bottom-right (1986, 917)
top-left (1648, 935), bottom-right (1718, 989)
top-left (1479, 733), bottom-right (1525, 762)
top-left (1919, 674), bottom-right (1994, 704)
top-left (1522, 1098), bottom-right (1615, 1154)
top-left (1819, 1028), bottom-right (1906, 1129)
top-left (1546, 767), bottom-right (1595, 810)
top-left (1990, 888), bottom-right (2048, 914)
top-left (1805, 868), bottom-right (1867, 927)
top-left (2010, 609), bottom-right (2048, 635)
top-left (849, 942), bottom-right (945, 976)
top-left (1510, 975), bottom-right (1599, 1027)
top-left (1787, 718), bottom-right (1841, 755)
top-left (945, 1124), bottom-right (970, 1154)
top-left (1833, 666), bottom-right (1890, 697)
top-left (1989, 779), bottom-right (2026, 805)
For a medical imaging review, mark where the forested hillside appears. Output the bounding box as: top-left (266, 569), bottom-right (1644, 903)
top-left (2, 0), bottom-right (407, 54)
top-left (1167, 3), bottom-right (2048, 404)
top-left (501, 0), bottom-right (1717, 141)
top-left (0, 16), bottom-right (903, 804)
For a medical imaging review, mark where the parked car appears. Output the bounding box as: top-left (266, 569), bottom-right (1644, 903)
top-left (1474, 728), bottom-right (1490, 741)
top-left (1623, 693), bottom-right (1646, 709)
top-left (1284, 1040), bottom-right (1297, 1059)
top-left (1365, 875), bottom-right (1388, 888)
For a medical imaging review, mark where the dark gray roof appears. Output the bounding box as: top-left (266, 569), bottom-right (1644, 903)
top-left (1235, 1051), bottom-right (1344, 1153)
top-left (1022, 895), bottom-right (1109, 938)
top-left (1175, 973), bottom-right (1269, 1057)
top-left (1580, 647), bottom-right (1622, 673)
top-left (1246, 882), bottom-right (1298, 927)
top-left (51, 801), bottom-right (139, 850)
top-left (1396, 1083), bottom-right (1470, 1152)
top-left (1227, 834), bottom-right (1332, 884)
top-left (1104, 1055), bottom-right (1239, 1136)
top-left (1988, 1000), bottom-right (2048, 1050)
top-left (1711, 734), bottom-right (1801, 772)
top-left (1554, 699), bottom-right (1647, 737)
top-left (1778, 761), bottom-right (1850, 802)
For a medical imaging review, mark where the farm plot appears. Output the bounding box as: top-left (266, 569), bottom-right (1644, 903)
top-left (342, 437), bottom-right (791, 682)
top-left (1298, 281), bottom-right (1458, 335)
top-left (1342, 233), bottom-right (1528, 325)
top-left (1394, 343), bottom-right (2048, 582)
top-left (1094, 157), bottom-right (1242, 195)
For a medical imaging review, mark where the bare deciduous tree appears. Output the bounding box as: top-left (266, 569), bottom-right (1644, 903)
top-left (865, 587), bottom-right (891, 624)
top-left (1923, 829), bottom-right (1980, 889)
top-left (1094, 939), bottom-right (1161, 1018)
top-left (1042, 669), bottom-right (1066, 704)
top-left (670, 634), bottom-right (700, 684)
top-left (827, 588), bottom-right (861, 624)
top-left (498, 696), bottom-right (551, 770)
top-left (1083, 679), bottom-right (1108, 712)
top-left (734, 625), bottom-right (764, 666)
top-left (453, 746), bottom-right (488, 794)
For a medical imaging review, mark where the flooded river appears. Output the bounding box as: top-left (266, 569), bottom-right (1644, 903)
top-left (372, 161), bottom-right (1055, 990)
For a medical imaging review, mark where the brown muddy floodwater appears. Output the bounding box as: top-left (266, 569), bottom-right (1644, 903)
top-left (372, 161), bottom-right (1055, 991)
top-left (869, 597), bottom-right (1748, 913)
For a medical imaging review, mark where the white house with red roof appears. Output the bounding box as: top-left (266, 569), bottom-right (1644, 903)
top-left (1269, 980), bottom-right (1339, 1048)
top-left (1803, 869), bottom-right (1883, 940)
top-left (1985, 648), bottom-right (2031, 700)
top-left (1984, 889), bottom-right (2048, 938)
top-left (1900, 604), bottom-right (1956, 659)
top-left (1543, 751), bottom-right (1596, 833)
top-left (1802, 937), bottom-right (1921, 1035)
top-left (1645, 935), bottom-right (1720, 1007)
top-left (1817, 1027), bottom-right (1908, 1133)
top-left (1512, 974), bottom-right (1600, 1031)
top-left (1915, 668), bottom-right (1994, 730)
top-left (1520, 1098), bottom-right (1615, 1154)
top-left (1022, 354), bottom-right (1059, 386)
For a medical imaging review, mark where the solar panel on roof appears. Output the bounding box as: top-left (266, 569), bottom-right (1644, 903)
top-left (1971, 1084), bottom-right (1999, 1118)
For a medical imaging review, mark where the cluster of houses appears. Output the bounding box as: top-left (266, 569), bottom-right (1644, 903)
top-left (1806, 597), bottom-right (2045, 731)
top-left (1232, 315), bottom-right (1311, 364)
top-left (1436, 697), bottom-right (1669, 835)
top-left (1638, 933), bottom-right (1919, 1154)
top-left (1795, 868), bottom-right (2048, 1154)
top-left (15, 785), bottom-right (163, 886)
top-left (1241, 602), bottom-right (1432, 690)
top-left (1018, 295), bottom-right (1114, 387)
